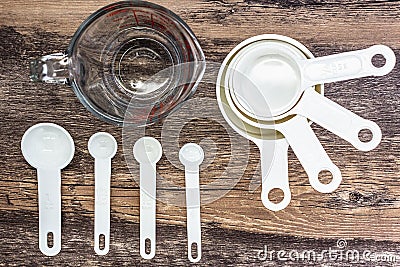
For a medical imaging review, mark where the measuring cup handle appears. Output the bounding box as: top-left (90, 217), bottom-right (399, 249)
top-left (294, 89), bottom-right (382, 151)
top-left (278, 115), bottom-right (342, 193)
top-left (255, 139), bottom-right (291, 211)
top-left (300, 45), bottom-right (396, 89)
top-left (30, 53), bottom-right (70, 84)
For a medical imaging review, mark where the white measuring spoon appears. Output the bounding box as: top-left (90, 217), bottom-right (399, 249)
top-left (133, 137), bottom-right (162, 259)
top-left (21, 123), bottom-right (74, 256)
top-left (88, 132), bottom-right (117, 255)
top-left (179, 143), bottom-right (204, 263)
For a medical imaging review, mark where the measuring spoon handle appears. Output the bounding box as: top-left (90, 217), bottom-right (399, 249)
top-left (256, 139), bottom-right (291, 211)
top-left (300, 45), bottom-right (396, 89)
top-left (38, 168), bottom-right (62, 256)
top-left (278, 116), bottom-right (342, 193)
top-left (294, 89), bottom-right (382, 151)
top-left (185, 167), bottom-right (202, 262)
top-left (94, 158), bottom-right (111, 255)
top-left (140, 162), bottom-right (157, 259)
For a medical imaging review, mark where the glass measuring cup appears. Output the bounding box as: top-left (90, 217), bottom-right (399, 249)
top-left (30, 1), bottom-right (205, 126)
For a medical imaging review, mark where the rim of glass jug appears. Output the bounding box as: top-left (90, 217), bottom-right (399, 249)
top-left (65, 0), bottom-right (205, 126)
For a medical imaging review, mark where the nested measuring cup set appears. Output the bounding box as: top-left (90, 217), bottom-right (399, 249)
top-left (217, 35), bottom-right (395, 211)
top-left (24, 0), bottom-right (396, 260)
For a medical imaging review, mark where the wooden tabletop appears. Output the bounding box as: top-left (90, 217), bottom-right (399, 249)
top-left (1, 0), bottom-right (400, 266)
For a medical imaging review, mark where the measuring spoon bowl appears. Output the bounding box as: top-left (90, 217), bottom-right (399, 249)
top-left (133, 137), bottom-right (163, 164)
top-left (88, 132), bottom-right (117, 159)
top-left (21, 123), bottom-right (74, 169)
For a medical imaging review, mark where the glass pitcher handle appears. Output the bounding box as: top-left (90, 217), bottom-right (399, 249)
top-left (30, 53), bottom-right (70, 84)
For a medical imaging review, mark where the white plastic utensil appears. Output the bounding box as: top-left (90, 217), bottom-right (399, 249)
top-left (179, 143), bottom-right (204, 263)
top-left (88, 132), bottom-right (117, 255)
top-left (21, 123), bottom-right (74, 256)
top-left (275, 115), bottom-right (342, 193)
top-left (133, 137), bottom-right (162, 259)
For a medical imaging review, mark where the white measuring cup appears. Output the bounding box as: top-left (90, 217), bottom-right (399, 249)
top-left (217, 34), bottom-right (396, 211)
top-left (228, 39), bottom-right (394, 150)
top-left (218, 35), bottom-right (329, 211)
top-left (21, 123), bottom-right (74, 255)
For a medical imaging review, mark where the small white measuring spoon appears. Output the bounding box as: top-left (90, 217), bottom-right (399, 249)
top-left (179, 143), bottom-right (204, 263)
top-left (21, 123), bottom-right (74, 256)
top-left (88, 132), bottom-right (117, 255)
top-left (133, 137), bottom-right (162, 259)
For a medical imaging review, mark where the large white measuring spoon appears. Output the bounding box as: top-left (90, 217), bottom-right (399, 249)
top-left (21, 123), bottom-right (74, 256)
top-left (133, 137), bottom-right (162, 259)
top-left (179, 143), bottom-right (204, 263)
top-left (88, 132), bottom-right (117, 255)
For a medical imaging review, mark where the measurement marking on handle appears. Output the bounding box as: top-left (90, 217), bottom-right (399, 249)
top-left (179, 143), bottom-right (204, 263)
top-left (134, 137), bottom-right (162, 260)
top-left (88, 132), bottom-right (117, 256)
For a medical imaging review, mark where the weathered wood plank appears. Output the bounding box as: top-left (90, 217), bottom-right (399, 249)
top-left (1, 0), bottom-right (400, 265)
top-left (1, 210), bottom-right (400, 266)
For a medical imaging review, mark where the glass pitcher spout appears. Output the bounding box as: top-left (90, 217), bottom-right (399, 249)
top-left (30, 53), bottom-right (70, 84)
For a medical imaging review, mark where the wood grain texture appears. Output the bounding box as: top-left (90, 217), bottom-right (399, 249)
top-left (1, 0), bottom-right (400, 265)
